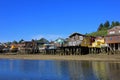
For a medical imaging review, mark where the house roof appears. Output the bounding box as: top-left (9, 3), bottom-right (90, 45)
top-left (69, 32), bottom-right (85, 38)
top-left (109, 26), bottom-right (120, 31)
top-left (55, 38), bottom-right (65, 41)
top-left (21, 41), bottom-right (32, 43)
top-left (36, 38), bottom-right (49, 44)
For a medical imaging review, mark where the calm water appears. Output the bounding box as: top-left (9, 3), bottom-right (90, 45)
top-left (0, 59), bottom-right (120, 80)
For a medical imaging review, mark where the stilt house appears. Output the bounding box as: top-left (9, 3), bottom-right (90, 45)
top-left (68, 32), bottom-right (85, 46)
top-left (105, 26), bottom-right (120, 51)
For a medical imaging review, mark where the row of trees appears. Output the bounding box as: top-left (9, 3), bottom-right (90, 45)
top-left (4, 38), bottom-right (49, 45)
top-left (97, 21), bottom-right (120, 31)
top-left (87, 21), bottom-right (120, 37)
top-left (4, 39), bottom-right (25, 46)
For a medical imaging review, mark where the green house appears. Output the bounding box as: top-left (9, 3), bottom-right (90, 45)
top-left (55, 38), bottom-right (65, 47)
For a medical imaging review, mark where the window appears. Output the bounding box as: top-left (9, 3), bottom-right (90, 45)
top-left (110, 37), bottom-right (112, 40)
top-left (69, 42), bottom-right (72, 46)
top-left (79, 36), bottom-right (83, 40)
top-left (109, 31), bottom-right (115, 34)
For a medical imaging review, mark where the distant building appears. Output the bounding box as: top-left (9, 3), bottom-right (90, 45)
top-left (68, 32), bottom-right (85, 46)
top-left (0, 43), bottom-right (4, 52)
top-left (18, 41), bottom-right (38, 53)
top-left (35, 38), bottom-right (49, 50)
top-left (10, 43), bottom-right (18, 52)
top-left (105, 26), bottom-right (120, 50)
top-left (54, 38), bottom-right (65, 47)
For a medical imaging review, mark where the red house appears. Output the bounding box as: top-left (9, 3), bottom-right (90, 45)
top-left (105, 26), bottom-right (120, 51)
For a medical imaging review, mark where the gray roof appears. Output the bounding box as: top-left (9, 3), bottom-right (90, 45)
top-left (69, 32), bottom-right (85, 38)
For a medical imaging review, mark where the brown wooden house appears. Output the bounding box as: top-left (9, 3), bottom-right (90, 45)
top-left (68, 32), bottom-right (85, 46)
top-left (18, 41), bottom-right (38, 53)
top-left (105, 26), bottom-right (120, 51)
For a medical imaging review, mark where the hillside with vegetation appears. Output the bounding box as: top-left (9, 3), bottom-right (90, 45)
top-left (87, 21), bottom-right (120, 36)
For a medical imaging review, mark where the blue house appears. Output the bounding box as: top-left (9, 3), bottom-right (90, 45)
top-left (55, 38), bottom-right (65, 47)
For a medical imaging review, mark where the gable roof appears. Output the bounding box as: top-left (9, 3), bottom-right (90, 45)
top-left (55, 38), bottom-right (65, 43)
top-left (69, 32), bottom-right (85, 38)
top-left (36, 38), bottom-right (49, 44)
top-left (109, 26), bottom-right (120, 31)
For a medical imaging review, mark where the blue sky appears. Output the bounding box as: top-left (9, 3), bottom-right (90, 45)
top-left (0, 0), bottom-right (120, 42)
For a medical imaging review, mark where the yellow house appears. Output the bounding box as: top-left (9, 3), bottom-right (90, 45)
top-left (81, 36), bottom-right (95, 47)
top-left (92, 37), bottom-right (107, 48)
top-left (10, 44), bottom-right (18, 52)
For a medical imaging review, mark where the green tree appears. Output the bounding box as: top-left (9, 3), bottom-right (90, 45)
top-left (111, 21), bottom-right (115, 28)
top-left (97, 23), bottom-right (104, 31)
top-left (104, 21), bottom-right (110, 29)
top-left (6, 42), bottom-right (12, 45)
top-left (38, 38), bottom-right (49, 44)
top-left (87, 21), bottom-right (120, 37)
top-left (110, 21), bottom-right (120, 28)
top-left (31, 39), bottom-right (35, 42)
top-left (115, 21), bottom-right (120, 26)
top-left (19, 39), bottom-right (24, 43)
top-left (12, 40), bottom-right (18, 44)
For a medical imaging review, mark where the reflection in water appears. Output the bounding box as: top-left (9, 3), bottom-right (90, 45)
top-left (107, 62), bottom-right (120, 80)
top-left (0, 59), bottom-right (120, 80)
top-left (92, 62), bottom-right (109, 80)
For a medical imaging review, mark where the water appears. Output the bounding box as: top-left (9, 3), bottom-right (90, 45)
top-left (0, 59), bottom-right (120, 80)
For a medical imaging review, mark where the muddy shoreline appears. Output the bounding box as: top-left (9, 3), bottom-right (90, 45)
top-left (0, 53), bottom-right (120, 61)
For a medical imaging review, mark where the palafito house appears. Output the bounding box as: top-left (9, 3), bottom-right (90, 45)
top-left (18, 41), bottom-right (38, 53)
top-left (68, 32), bottom-right (85, 46)
top-left (54, 38), bottom-right (65, 47)
top-left (92, 36), bottom-right (107, 48)
top-left (81, 36), bottom-right (95, 47)
top-left (105, 26), bottom-right (120, 51)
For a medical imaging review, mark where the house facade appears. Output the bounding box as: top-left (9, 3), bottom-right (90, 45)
top-left (107, 26), bottom-right (120, 35)
top-left (81, 36), bottom-right (95, 47)
top-left (105, 26), bottom-right (120, 50)
top-left (92, 36), bottom-right (107, 48)
top-left (18, 41), bottom-right (38, 53)
top-left (54, 38), bottom-right (65, 47)
top-left (68, 32), bottom-right (85, 46)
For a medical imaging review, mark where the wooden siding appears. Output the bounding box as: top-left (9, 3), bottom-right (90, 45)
top-left (81, 36), bottom-right (95, 47)
top-left (105, 35), bottom-right (120, 44)
top-left (108, 26), bottom-right (120, 35)
top-left (68, 33), bottom-right (85, 46)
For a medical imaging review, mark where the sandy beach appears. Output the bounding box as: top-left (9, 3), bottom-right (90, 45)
top-left (0, 53), bottom-right (120, 61)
